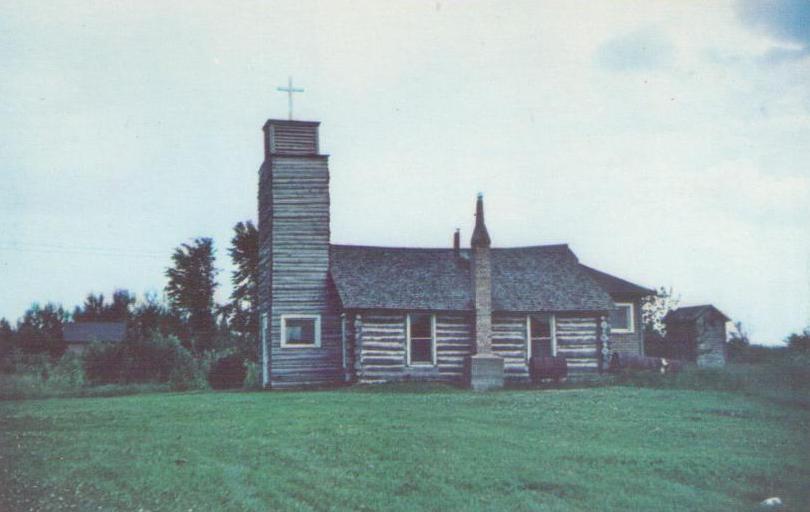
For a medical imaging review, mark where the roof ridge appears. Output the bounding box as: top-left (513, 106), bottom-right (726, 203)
top-left (330, 243), bottom-right (570, 251)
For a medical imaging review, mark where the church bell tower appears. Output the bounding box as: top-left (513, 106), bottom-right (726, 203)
top-left (258, 120), bottom-right (342, 388)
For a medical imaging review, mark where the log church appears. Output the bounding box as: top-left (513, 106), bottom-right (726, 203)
top-left (258, 119), bottom-right (653, 389)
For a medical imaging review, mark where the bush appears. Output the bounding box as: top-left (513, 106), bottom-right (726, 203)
top-left (208, 353), bottom-right (247, 389)
top-left (169, 349), bottom-right (209, 391)
top-left (83, 343), bottom-right (125, 384)
top-left (242, 361), bottom-right (262, 390)
top-left (50, 352), bottom-right (85, 388)
top-left (83, 334), bottom-right (206, 387)
top-left (123, 335), bottom-right (188, 383)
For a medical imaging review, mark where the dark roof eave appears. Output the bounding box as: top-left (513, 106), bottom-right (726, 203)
top-left (341, 306), bottom-right (610, 315)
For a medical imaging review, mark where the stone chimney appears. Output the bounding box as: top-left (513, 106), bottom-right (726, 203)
top-left (470, 193), bottom-right (493, 354)
top-left (453, 229), bottom-right (460, 257)
top-left (465, 194), bottom-right (503, 391)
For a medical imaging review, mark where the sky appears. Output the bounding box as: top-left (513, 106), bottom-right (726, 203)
top-left (1, 0), bottom-right (808, 344)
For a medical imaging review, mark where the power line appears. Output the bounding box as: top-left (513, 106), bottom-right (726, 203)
top-left (0, 243), bottom-right (169, 259)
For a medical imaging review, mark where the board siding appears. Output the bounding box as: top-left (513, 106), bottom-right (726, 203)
top-left (696, 313), bottom-right (727, 368)
top-left (608, 295), bottom-right (645, 356)
top-left (259, 148), bottom-right (343, 388)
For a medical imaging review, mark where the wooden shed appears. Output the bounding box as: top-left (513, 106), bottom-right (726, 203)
top-left (664, 305), bottom-right (729, 368)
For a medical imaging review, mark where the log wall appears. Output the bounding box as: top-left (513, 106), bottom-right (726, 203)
top-left (353, 312), bottom-right (475, 384)
top-left (492, 314), bottom-right (530, 383)
top-left (555, 314), bottom-right (601, 375)
top-left (435, 313), bottom-right (474, 381)
top-left (351, 311), bottom-right (603, 384)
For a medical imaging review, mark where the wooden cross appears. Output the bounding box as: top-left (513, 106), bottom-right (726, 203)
top-left (277, 76), bottom-right (304, 120)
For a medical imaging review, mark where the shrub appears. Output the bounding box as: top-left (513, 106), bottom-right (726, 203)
top-left (208, 353), bottom-right (247, 389)
top-left (50, 352), bottom-right (85, 388)
top-left (84, 343), bottom-right (126, 384)
top-left (123, 335), bottom-right (188, 383)
top-left (83, 334), bottom-right (205, 386)
top-left (242, 361), bottom-right (262, 390)
top-left (168, 349), bottom-right (209, 391)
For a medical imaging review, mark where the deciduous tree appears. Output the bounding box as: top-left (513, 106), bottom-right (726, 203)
top-left (165, 238), bottom-right (219, 352)
top-left (228, 221), bottom-right (259, 359)
top-left (73, 289), bottom-right (135, 322)
top-left (15, 303), bottom-right (69, 357)
top-left (641, 286), bottom-right (679, 336)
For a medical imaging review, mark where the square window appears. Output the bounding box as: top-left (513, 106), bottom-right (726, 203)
top-left (609, 303), bottom-right (634, 333)
top-left (281, 315), bottom-right (321, 347)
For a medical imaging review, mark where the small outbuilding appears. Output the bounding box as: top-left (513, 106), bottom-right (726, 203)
top-left (62, 322), bottom-right (127, 354)
top-left (664, 305), bottom-right (729, 368)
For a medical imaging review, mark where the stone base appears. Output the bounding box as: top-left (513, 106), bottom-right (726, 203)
top-left (465, 353), bottom-right (504, 391)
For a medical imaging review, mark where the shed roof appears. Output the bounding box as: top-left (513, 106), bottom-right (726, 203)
top-left (329, 244), bottom-right (614, 312)
top-left (580, 264), bottom-right (655, 296)
top-left (664, 305), bottom-right (730, 323)
top-left (63, 322), bottom-right (127, 344)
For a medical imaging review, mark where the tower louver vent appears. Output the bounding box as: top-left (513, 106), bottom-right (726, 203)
top-left (263, 120), bottom-right (320, 158)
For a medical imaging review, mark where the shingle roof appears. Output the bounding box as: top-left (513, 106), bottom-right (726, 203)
top-left (580, 264), bottom-right (654, 296)
top-left (664, 305), bottom-right (730, 323)
top-left (329, 244), bottom-right (614, 312)
top-left (63, 322), bottom-right (127, 344)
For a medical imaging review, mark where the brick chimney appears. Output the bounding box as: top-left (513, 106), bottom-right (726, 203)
top-left (453, 229), bottom-right (460, 257)
top-left (470, 193), bottom-right (492, 354)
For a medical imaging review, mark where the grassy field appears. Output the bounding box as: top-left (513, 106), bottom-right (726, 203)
top-left (2, 380), bottom-right (809, 511)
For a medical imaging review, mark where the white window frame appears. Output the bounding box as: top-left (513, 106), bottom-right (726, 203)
top-left (280, 314), bottom-right (322, 348)
top-left (526, 313), bottom-right (557, 360)
top-left (406, 313), bottom-right (437, 366)
top-left (611, 303), bottom-right (635, 334)
top-left (261, 313), bottom-right (269, 387)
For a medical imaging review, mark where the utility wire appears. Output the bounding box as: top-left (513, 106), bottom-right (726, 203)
top-left (0, 242), bottom-right (169, 259)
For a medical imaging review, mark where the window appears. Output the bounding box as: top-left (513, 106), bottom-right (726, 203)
top-left (609, 303), bottom-right (634, 333)
top-left (281, 314), bottom-right (321, 347)
top-left (528, 314), bottom-right (555, 359)
top-left (407, 313), bottom-right (435, 365)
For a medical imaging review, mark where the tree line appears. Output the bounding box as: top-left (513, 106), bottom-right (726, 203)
top-left (0, 221), bottom-right (259, 364)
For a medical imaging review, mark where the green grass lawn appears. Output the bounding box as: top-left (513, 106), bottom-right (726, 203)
top-left (2, 383), bottom-right (809, 512)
